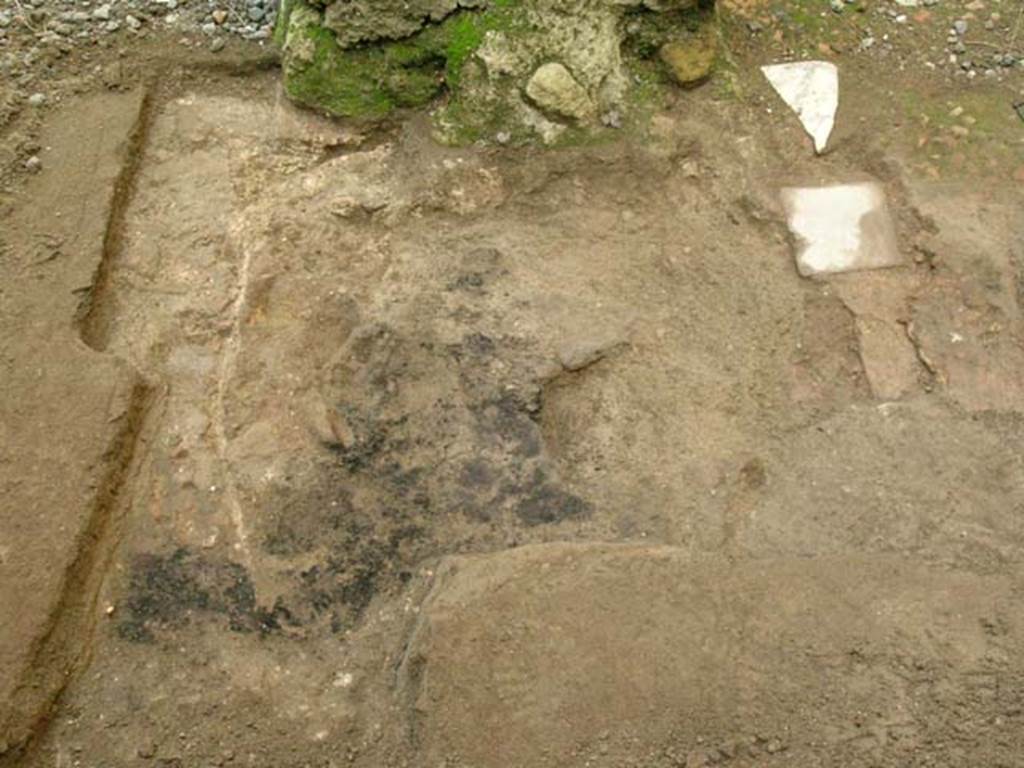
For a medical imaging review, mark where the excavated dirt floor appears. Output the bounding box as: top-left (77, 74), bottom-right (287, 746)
top-left (2, 13), bottom-right (1024, 768)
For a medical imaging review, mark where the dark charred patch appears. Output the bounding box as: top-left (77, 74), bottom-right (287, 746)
top-left (252, 455), bottom-right (431, 633)
top-left (117, 549), bottom-right (283, 643)
top-left (262, 488), bottom-right (355, 557)
top-left (332, 323), bottom-right (415, 404)
top-left (448, 271), bottom-right (487, 292)
top-left (448, 332), bottom-right (497, 361)
top-left (511, 469), bottom-right (592, 526)
top-left (459, 458), bottom-right (495, 490)
top-left (286, 522), bottom-right (424, 633)
top-left (445, 247), bottom-right (506, 294)
top-left (739, 458), bottom-right (767, 490)
top-left (327, 407), bottom-right (406, 472)
top-left (285, 290), bottom-right (597, 632)
top-left (514, 483), bottom-right (592, 526)
top-left (453, 458), bottom-right (503, 522)
top-left (472, 390), bottom-right (542, 457)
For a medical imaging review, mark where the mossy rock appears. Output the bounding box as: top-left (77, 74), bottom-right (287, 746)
top-left (277, 0), bottom-right (525, 120)
top-left (659, 34), bottom-right (717, 88)
top-left (279, 1), bottom-right (450, 118)
top-left (277, 0), bottom-right (718, 142)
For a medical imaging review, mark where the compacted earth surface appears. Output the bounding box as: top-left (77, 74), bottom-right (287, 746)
top-left (2, 1), bottom-right (1024, 767)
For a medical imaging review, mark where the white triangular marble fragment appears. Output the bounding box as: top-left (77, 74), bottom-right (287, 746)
top-left (762, 61), bottom-right (839, 154)
top-left (781, 182), bottom-right (902, 277)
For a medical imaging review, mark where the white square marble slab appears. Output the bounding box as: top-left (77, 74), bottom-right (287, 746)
top-left (782, 182), bottom-right (902, 277)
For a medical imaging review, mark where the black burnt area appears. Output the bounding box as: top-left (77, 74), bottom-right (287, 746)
top-left (507, 467), bottom-right (592, 526)
top-left (261, 486), bottom-right (356, 557)
top-left (470, 389), bottom-right (543, 458)
top-left (117, 549), bottom-right (288, 643)
top-left (293, 522), bottom-right (423, 633)
top-left (316, 321), bottom-right (590, 531)
top-left (254, 461), bottom-right (429, 634)
top-left (328, 408), bottom-right (408, 472)
top-left (445, 247), bottom-right (507, 294)
top-left (359, 331), bottom-right (590, 528)
top-left (739, 457), bottom-right (768, 489)
top-left (459, 457), bottom-right (496, 490)
top-left (451, 331), bottom-right (497, 359)
top-left (249, 247), bottom-right (595, 632)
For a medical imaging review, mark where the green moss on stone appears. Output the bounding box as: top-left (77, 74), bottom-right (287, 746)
top-left (443, 14), bottom-right (486, 87)
top-left (280, 1), bottom-right (527, 120)
top-left (659, 34), bottom-right (716, 88)
top-left (282, 8), bottom-right (450, 119)
top-left (278, 0), bottom-right (719, 146)
top-left (441, 0), bottom-right (526, 88)
top-left (273, 0), bottom-right (293, 48)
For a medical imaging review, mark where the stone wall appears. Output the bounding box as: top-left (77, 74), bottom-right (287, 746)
top-left (277, 0), bottom-right (716, 143)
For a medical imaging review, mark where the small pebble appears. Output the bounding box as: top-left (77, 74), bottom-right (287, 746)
top-left (137, 742), bottom-right (157, 759)
top-left (24, 156), bottom-right (42, 173)
top-left (210, 37), bottom-right (225, 52)
top-left (27, 92), bottom-right (46, 107)
top-left (601, 110), bottom-right (623, 129)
